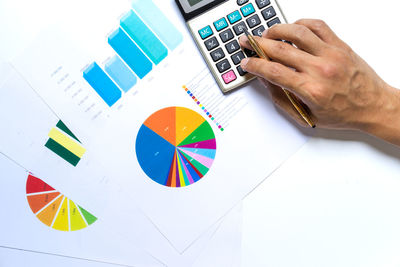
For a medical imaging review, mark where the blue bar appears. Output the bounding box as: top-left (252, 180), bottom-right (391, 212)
top-left (132, 0), bottom-right (183, 50)
top-left (83, 62), bottom-right (122, 107)
top-left (120, 10), bottom-right (168, 65)
top-left (108, 28), bottom-right (152, 79)
top-left (105, 56), bottom-right (137, 93)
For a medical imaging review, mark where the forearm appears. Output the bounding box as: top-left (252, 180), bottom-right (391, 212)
top-left (362, 84), bottom-right (400, 146)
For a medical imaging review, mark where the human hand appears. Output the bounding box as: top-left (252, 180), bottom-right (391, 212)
top-left (239, 19), bottom-right (400, 141)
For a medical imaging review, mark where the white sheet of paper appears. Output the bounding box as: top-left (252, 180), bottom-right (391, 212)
top-left (12, 0), bottom-right (311, 252)
top-left (0, 205), bottom-right (243, 267)
top-left (0, 152), bottom-right (163, 267)
top-left (0, 63), bottom-right (236, 266)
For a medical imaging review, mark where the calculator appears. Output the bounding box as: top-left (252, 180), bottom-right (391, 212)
top-left (176, 0), bottom-right (287, 93)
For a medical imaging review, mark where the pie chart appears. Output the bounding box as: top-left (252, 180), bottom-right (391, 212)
top-left (26, 174), bottom-right (97, 231)
top-left (136, 107), bottom-right (216, 188)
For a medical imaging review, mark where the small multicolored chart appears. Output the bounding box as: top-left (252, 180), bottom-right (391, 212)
top-left (136, 107), bottom-right (216, 188)
top-left (45, 120), bottom-right (86, 167)
top-left (26, 174), bottom-right (97, 231)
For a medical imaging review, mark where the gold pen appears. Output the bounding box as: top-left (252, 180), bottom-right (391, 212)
top-left (242, 29), bottom-right (316, 128)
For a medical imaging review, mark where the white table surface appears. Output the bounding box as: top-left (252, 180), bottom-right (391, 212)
top-left (1, 0), bottom-right (400, 266)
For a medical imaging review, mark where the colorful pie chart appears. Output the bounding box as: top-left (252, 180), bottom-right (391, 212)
top-left (136, 107), bottom-right (216, 187)
top-left (26, 174), bottom-right (97, 231)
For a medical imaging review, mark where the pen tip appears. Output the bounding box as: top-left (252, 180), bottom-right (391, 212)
top-left (243, 28), bottom-right (250, 37)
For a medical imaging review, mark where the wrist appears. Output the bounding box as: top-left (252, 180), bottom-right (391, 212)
top-left (361, 83), bottom-right (400, 145)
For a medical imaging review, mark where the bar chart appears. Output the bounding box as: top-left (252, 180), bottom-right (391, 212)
top-left (83, 0), bottom-right (183, 107)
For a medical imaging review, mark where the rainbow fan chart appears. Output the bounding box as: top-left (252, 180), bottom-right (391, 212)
top-left (136, 107), bottom-right (217, 188)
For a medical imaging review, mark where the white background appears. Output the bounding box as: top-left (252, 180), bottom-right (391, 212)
top-left (1, 0), bottom-right (400, 266)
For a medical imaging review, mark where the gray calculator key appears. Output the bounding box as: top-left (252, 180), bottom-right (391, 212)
top-left (237, 0), bottom-right (249, 5)
top-left (237, 66), bottom-right (247, 76)
top-left (246, 14), bottom-right (261, 28)
top-left (252, 25), bottom-right (265, 37)
top-left (256, 0), bottom-right (271, 9)
top-left (267, 17), bottom-right (281, 27)
top-left (262, 6), bottom-right (276, 21)
top-left (225, 40), bottom-right (240, 54)
top-left (233, 22), bottom-right (248, 36)
top-left (231, 51), bottom-right (245, 65)
top-left (244, 48), bottom-right (256, 57)
top-left (210, 48), bottom-right (225, 62)
top-left (219, 29), bottom-right (234, 43)
top-left (204, 37), bottom-right (219, 51)
top-left (216, 59), bottom-right (231, 73)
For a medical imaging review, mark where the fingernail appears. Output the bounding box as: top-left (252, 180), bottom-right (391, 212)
top-left (262, 29), bottom-right (269, 38)
top-left (241, 58), bottom-right (249, 69)
top-left (239, 35), bottom-right (248, 44)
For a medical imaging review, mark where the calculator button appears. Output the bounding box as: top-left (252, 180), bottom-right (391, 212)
top-left (233, 22), bottom-right (248, 36)
top-left (252, 25), bottom-right (265, 36)
top-left (204, 37), bottom-right (219, 51)
top-left (237, 66), bottom-right (247, 76)
top-left (225, 40), bottom-right (240, 54)
top-left (231, 51), bottom-right (246, 65)
top-left (240, 3), bottom-right (255, 17)
top-left (256, 0), bottom-right (271, 9)
top-left (267, 17), bottom-right (281, 27)
top-left (262, 6), bottom-right (276, 21)
top-left (237, 0), bottom-right (249, 5)
top-left (198, 26), bottom-right (213, 40)
top-left (216, 59), bottom-right (231, 73)
top-left (246, 14), bottom-right (261, 28)
top-left (210, 48), bottom-right (225, 62)
top-left (244, 48), bottom-right (256, 57)
top-left (214, 18), bottom-right (228, 31)
top-left (222, 70), bottom-right (237, 84)
top-left (227, 11), bottom-right (242, 24)
top-left (219, 29), bottom-right (234, 43)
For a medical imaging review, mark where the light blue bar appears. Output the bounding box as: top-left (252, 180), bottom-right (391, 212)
top-left (105, 56), bottom-right (137, 93)
top-left (108, 28), bottom-right (152, 79)
top-left (83, 62), bottom-right (122, 107)
top-left (121, 10), bottom-right (168, 65)
top-left (132, 0), bottom-right (183, 50)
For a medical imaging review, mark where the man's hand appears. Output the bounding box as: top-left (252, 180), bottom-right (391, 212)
top-left (239, 19), bottom-right (400, 145)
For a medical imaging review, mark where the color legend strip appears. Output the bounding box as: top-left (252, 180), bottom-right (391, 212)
top-left (183, 86), bottom-right (225, 131)
top-left (26, 174), bottom-right (97, 231)
top-left (45, 120), bottom-right (86, 167)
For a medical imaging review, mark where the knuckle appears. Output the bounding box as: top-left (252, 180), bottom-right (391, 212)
top-left (271, 41), bottom-right (287, 55)
top-left (267, 63), bottom-right (283, 79)
top-left (320, 63), bottom-right (339, 78)
top-left (293, 25), bottom-right (309, 41)
top-left (295, 18), bottom-right (307, 25)
top-left (309, 85), bottom-right (327, 104)
top-left (311, 19), bottom-right (327, 31)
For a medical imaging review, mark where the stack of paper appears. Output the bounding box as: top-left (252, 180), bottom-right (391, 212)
top-left (0, 0), bottom-right (310, 266)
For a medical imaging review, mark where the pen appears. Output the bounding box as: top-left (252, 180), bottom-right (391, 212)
top-left (242, 28), bottom-right (316, 128)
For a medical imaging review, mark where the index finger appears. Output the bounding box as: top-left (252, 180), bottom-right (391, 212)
top-left (263, 23), bottom-right (328, 56)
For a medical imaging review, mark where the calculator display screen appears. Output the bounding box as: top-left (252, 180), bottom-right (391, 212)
top-left (178, 0), bottom-right (216, 13)
top-left (188, 0), bottom-right (204, 6)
